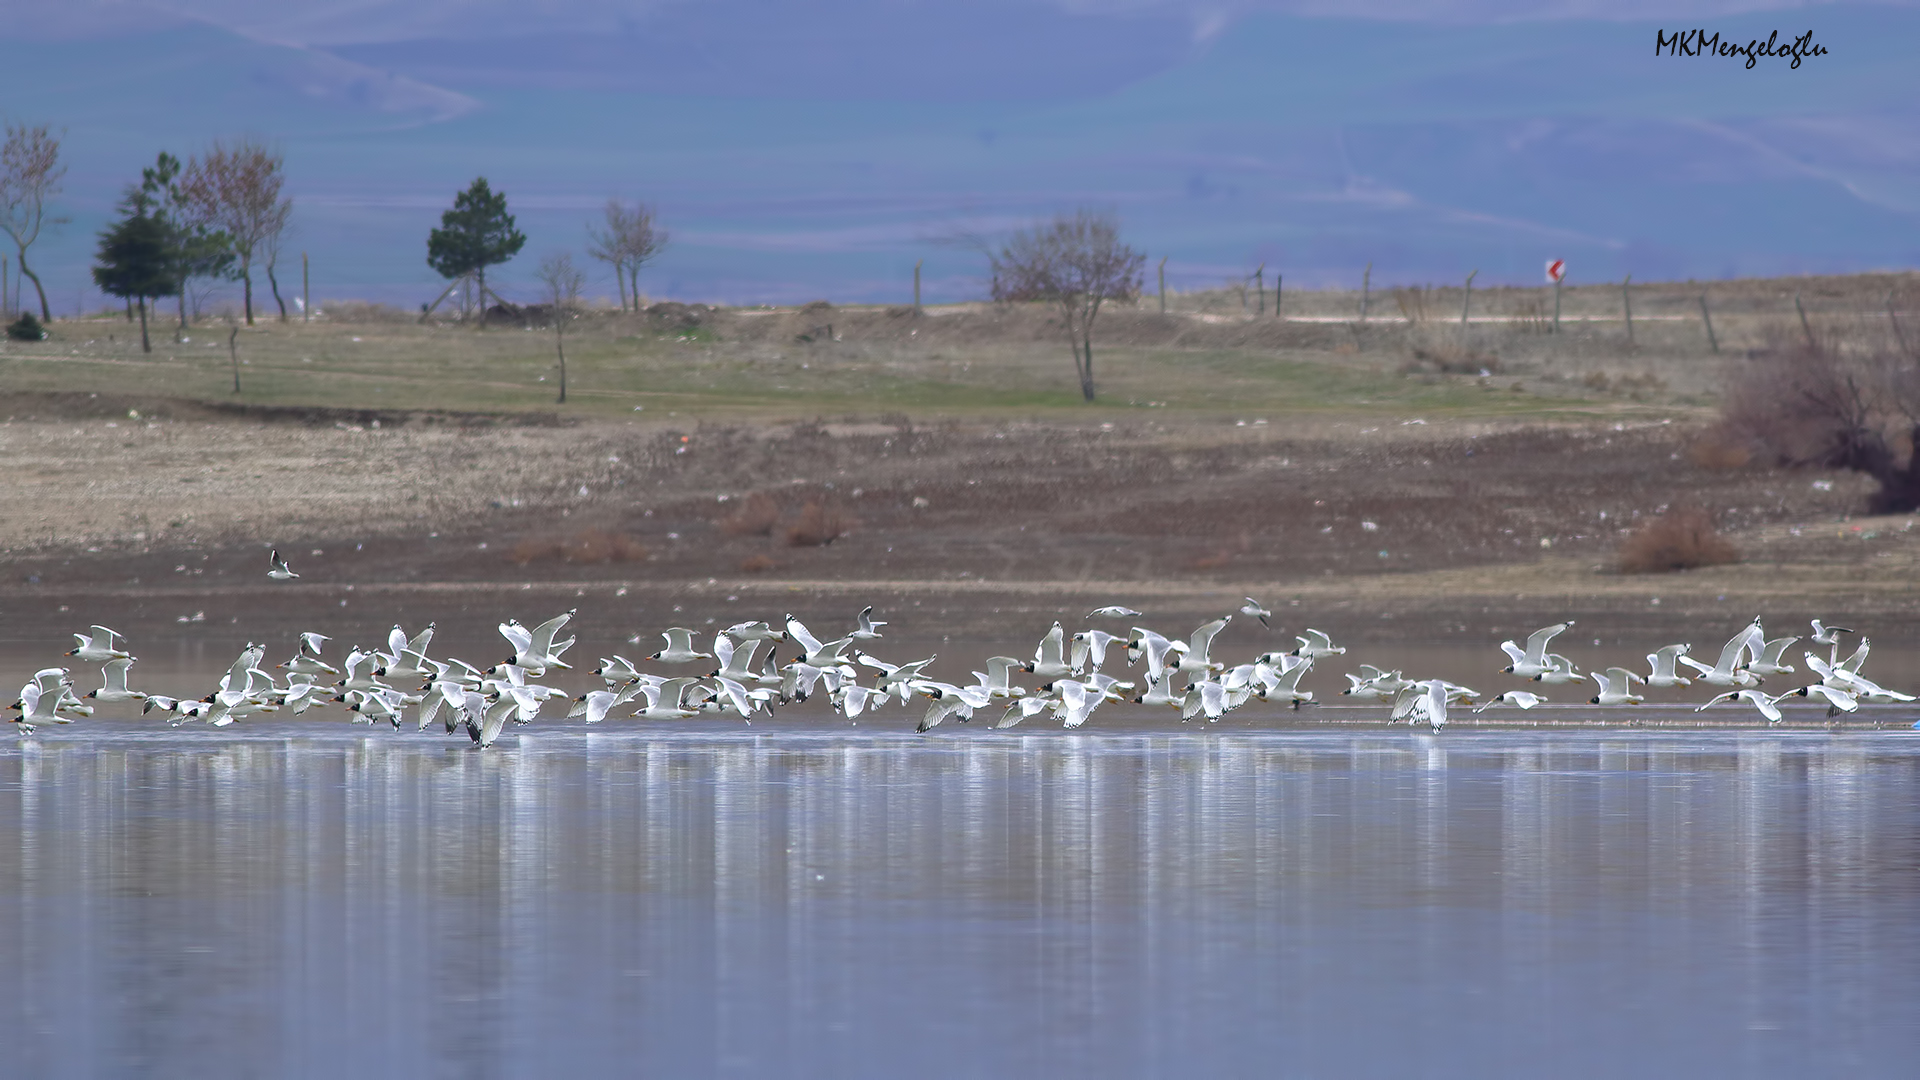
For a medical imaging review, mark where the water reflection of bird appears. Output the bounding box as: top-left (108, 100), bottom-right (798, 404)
top-left (11, 604), bottom-right (1916, 741)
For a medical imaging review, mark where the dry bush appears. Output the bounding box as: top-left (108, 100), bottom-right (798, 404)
top-left (1718, 329), bottom-right (1920, 512)
top-left (1393, 286), bottom-right (1432, 324)
top-left (1686, 431), bottom-right (1752, 470)
top-left (1406, 343), bottom-right (1501, 375)
top-left (740, 553), bottom-right (778, 573)
top-left (562, 527), bottom-right (648, 563)
top-left (1512, 298), bottom-right (1551, 334)
top-left (322, 301), bottom-right (412, 323)
top-left (786, 501), bottom-right (851, 546)
top-left (719, 493), bottom-right (781, 537)
top-left (1617, 507), bottom-right (1739, 573)
top-left (510, 538), bottom-right (563, 566)
top-left (510, 528), bottom-right (647, 566)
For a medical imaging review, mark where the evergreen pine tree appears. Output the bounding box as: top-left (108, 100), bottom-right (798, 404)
top-left (92, 192), bottom-right (177, 354)
top-left (427, 178), bottom-right (526, 314)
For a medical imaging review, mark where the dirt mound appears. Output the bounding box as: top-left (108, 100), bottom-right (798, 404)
top-left (646, 302), bottom-right (712, 331)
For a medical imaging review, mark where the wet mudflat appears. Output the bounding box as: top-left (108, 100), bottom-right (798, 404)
top-left (3, 722), bottom-right (1917, 1078)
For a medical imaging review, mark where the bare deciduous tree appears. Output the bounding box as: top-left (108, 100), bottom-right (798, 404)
top-left (989, 209), bottom-right (1144, 402)
top-left (585, 200), bottom-right (667, 313)
top-left (1719, 327), bottom-right (1920, 512)
top-left (0, 124), bottom-right (66, 321)
top-left (264, 220), bottom-right (292, 321)
top-left (182, 139), bottom-right (291, 326)
top-left (536, 252), bottom-right (586, 404)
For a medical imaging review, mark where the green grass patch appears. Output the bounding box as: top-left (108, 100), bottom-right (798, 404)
top-left (0, 315), bottom-right (1685, 423)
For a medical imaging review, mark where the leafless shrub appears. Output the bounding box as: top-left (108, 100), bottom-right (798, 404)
top-left (719, 493), bottom-right (780, 537)
top-left (510, 538), bottom-right (563, 566)
top-left (1617, 506), bottom-right (1739, 573)
top-left (1512, 298), bottom-right (1551, 334)
top-left (1406, 341), bottom-right (1501, 375)
top-left (1393, 286), bottom-right (1432, 324)
top-left (786, 500), bottom-right (851, 546)
top-left (1718, 327), bottom-right (1920, 512)
top-left (322, 301), bottom-right (412, 323)
top-left (512, 528), bottom-right (647, 565)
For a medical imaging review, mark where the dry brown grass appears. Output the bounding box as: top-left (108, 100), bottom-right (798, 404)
top-left (510, 527), bottom-right (648, 566)
top-left (1687, 430), bottom-right (1753, 470)
top-left (1405, 343), bottom-right (1501, 375)
top-left (1617, 506), bottom-right (1739, 573)
top-left (739, 553), bottom-right (779, 573)
top-left (719, 492), bottom-right (781, 537)
top-left (786, 501), bottom-right (851, 546)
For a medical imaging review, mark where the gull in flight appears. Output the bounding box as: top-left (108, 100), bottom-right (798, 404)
top-left (1588, 667), bottom-right (1645, 706)
top-left (1788, 683), bottom-right (1859, 717)
top-left (84, 657), bottom-right (146, 704)
top-left (1125, 627), bottom-right (1183, 685)
top-left (67, 626), bottom-right (132, 663)
top-left (1644, 644), bottom-right (1693, 688)
top-left (645, 622), bottom-right (714, 664)
top-left (724, 620), bottom-right (787, 643)
top-left (1290, 628), bottom-right (1345, 660)
top-left (1500, 621), bottom-right (1573, 679)
top-left (850, 607), bottom-right (888, 641)
top-left (1680, 618), bottom-right (1763, 687)
top-left (1746, 633), bottom-right (1800, 676)
top-left (1809, 619), bottom-right (1851, 649)
top-left (280, 632), bottom-right (339, 677)
top-left (1474, 689), bottom-right (1546, 713)
top-left (1697, 688), bottom-right (1785, 724)
top-left (268, 549), bottom-right (299, 580)
top-left (785, 614), bottom-right (853, 667)
top-left (1024, 622), bottom-right (1074, 684)
top-left (1086, 605), bottom-right (1143, 620)
top-left (1170, 616), bottom-right (1232, 684)
top-left (1531, 653), bottom-right (1586, 684)
top-left (1070, 630), bottom-right (1123, 673)
top-left (1239, 597), bottom-right (1272, 628)
top-left (495, 610), bottom-right (576, 675)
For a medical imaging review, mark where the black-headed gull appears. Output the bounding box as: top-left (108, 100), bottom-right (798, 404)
top-left (1499, 621), bottom-right (1572, 678)
top-left (67, 625), bottom-right (132, 663)
top-left (1643, 644), bottom-right (1692, 688)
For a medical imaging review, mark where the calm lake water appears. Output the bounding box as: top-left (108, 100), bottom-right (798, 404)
top-left (3, 723), bottom-right (1917, 1078)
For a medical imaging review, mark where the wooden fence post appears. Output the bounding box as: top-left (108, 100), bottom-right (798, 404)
top-left (1158, 257), bottom-right (1167, 314)
top-left (1699, 294), bottom-right (1719, 353)
top-left (1360, 262), bottom-right (1372, 324)
top-left (914, 260), bottom-right (922, 312)
top-left (1552, 275), bottom-right (1563, 334)
top-left (1890, 290), bottom-right (1911, 354)
top-left (1796, 293), bottom-right (1815, 346)
top-left (1622, 273), bottom-right (1633, 347)
top-left (1254, 263), bottom-right (1265, 316)
top-left (1275, 272), bottom-right (1282, 319)
top-left (1460, 269), bottom-right (1476, 326)
top-left (302, 252), bottom-right (310, 323)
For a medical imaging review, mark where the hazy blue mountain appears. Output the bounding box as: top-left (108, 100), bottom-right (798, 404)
top-left (4, 5), bottom-right (1914, 311)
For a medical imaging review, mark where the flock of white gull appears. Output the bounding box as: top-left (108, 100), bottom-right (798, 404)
top-left (9, 593), bottom-right (1917, 741)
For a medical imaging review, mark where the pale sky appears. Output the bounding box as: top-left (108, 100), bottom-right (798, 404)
top-left (13, 0), bottom-right (1894, 45)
